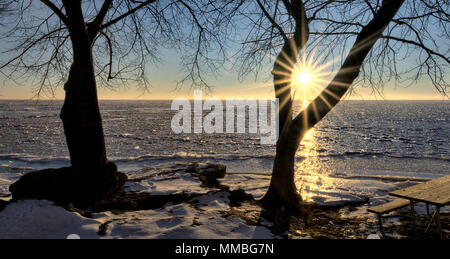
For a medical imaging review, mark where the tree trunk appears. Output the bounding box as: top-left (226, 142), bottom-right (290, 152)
top-left (60, 1), bottom-right (106, 172)
top-left (59, 0), bottom-right (124, 203)
top-left (61, 43), bottom-right (107, 172)
top-left (257, 1), bottom-right (310, 213)
top-left (261, 40), bottom-right (305, 212)
top-left (262, 134), bottom-right (303, 212)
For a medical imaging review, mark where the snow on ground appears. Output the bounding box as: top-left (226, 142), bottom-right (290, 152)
top-left (102, 192), bottom-right (278, 239)
top-left (0, 193), bottom-right (279, 239)
top-left (0, 200), bottom-right (102, 239)
top-left (0, 164), bottom-right (280, 239)
top-left (0, 162), bottom-right (446, 239)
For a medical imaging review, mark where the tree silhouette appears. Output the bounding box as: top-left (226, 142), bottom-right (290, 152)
top-left (226, 0), bottom-right (449, 212)
top-left (0, 0), bottom-right (236, 205)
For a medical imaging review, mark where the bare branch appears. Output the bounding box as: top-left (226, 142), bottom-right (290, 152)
top-left (88, 0), bottom-right (113, 37)
top-left (382, 35), bottom-right (450, 64)
top-left (100, 0), bottom-right (157, 30)
top-left (256, 0), bottom-right (288, 42)
top-left (40, 0), bottom-right (68, 25)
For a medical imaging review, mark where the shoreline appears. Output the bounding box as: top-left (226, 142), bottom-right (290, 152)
top-left (0, 162), bottom-right (448, 239)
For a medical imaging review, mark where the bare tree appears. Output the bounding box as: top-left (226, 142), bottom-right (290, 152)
top-left (0, 0), bottom-right (238, 205)
top-left (225, 0), bottom-right (449, 212)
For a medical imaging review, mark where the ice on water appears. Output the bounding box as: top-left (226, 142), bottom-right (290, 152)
top-left (0, 100), bottom-right (448, 227)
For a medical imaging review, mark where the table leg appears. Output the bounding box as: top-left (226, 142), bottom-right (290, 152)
top-left (425, 210), bottom-right (437, 233)
top-left (425, 205), bottom-right (442, 239)
top-left (435, 206), bottom-right (442, 239)
top-left (409, 201), bottom-right (416, 235)
top-left (378, 214), bottom-right (384, 237)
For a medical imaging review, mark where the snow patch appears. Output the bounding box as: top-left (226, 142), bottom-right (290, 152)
top-left (0, 200), bottom-right (103, 239)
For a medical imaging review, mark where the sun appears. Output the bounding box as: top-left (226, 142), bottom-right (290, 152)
top-left (268, 43), bottom-right (339, 101)
top-left (292, 67), bottom-right (319, 100)
top-left (290, 56), bottom-right (331, 101)
top-left (297, 70), bottom-right (313, 86)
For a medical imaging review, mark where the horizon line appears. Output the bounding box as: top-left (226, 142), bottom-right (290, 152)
top-left (0, 98), bottom-right (448, 101)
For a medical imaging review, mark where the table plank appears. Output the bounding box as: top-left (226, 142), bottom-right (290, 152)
top-left (390, 175), bottom-right (450, 196)
top-left (399, 185), bottom-right (450, 206)
top-left (367, 198), bottom-right (411, 214)
top-left (389, 175), bottom-right (450, 206)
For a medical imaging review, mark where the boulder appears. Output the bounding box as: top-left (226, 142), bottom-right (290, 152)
top-left (229, 189), bottom-right (254, 206)
top-left (187, 162), bottom-right (227, 188)
top-left (9, 162), bottom-right (127, 208)
top-left (198, 163), bottom-right (226, 179)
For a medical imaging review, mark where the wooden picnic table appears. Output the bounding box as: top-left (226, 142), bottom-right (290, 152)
top-left (389, 174), bottom-right (450, 238)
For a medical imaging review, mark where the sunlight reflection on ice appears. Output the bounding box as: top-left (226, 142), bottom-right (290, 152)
top-left (294, 127), bottom-right (377, 206)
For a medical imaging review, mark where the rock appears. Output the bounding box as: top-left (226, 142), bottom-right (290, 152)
top-left (185, 163), bottom-right (200, 174)
top-left (0, 199), bottom-right (7, 212)
top-left (187, 162), bottom-right (226, 177)
top-left (185, 162), bottom-right (227, 188)
top-left (9, 162), bottom-right (127, 208)
top-left (228, 189), bottom-right (254, 206)
top-left (197, 163), bottom-right (227, 188)
top-left (198, 163), bottom-right (226, 179)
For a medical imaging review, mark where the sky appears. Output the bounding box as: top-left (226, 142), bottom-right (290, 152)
top-left (0, 45), bottom-right (445, 101)
top-left (0, 1), bottom-right (448, 101)
top-left (0, 55), bottom-right (445, 101)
